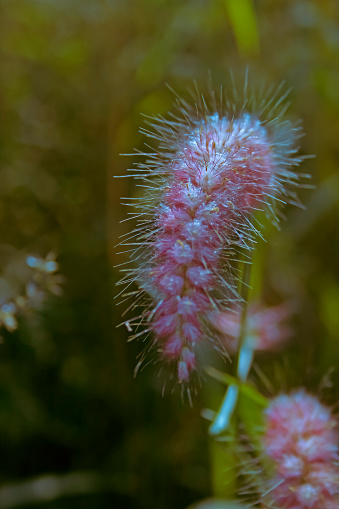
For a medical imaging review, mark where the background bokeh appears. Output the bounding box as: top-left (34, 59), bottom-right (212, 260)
top-left (0, 0), bottom-right (339, 508)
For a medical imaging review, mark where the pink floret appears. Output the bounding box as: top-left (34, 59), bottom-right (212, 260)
top-left (163, 335), bottom-right (183, 358)
top-left (178, 347), bottom-right (196, 382)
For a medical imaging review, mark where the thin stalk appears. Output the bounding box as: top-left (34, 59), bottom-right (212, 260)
top-left (236, 258), bottom-right (254, 383)
top-left (209, 254), bottom-right (254, 436)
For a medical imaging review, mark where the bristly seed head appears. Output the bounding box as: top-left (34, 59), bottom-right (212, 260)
top-left (262, 390), bottom-right (339, 508)
top-left (117, 79), bottom-right (306, 389)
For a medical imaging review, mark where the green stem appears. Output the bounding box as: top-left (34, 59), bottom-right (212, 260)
top-left (236, 258), bottom-right (254, 383)
top-left (237, 258), bottom-right (252, 351)
top-left (209, 255), bottom-right (254, 436)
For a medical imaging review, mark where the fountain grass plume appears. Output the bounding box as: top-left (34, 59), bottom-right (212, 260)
top-left (116, 78), bottom-right (306, 391)
top-left (262, 390), bottom-right (339, 508)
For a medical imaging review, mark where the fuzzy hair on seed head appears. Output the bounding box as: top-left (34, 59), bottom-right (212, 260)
top-left (116, 74), bottom-right (307, 393)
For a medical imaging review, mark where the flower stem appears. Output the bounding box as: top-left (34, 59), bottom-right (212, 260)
top-left (209, 255), bottom-right (253, 436)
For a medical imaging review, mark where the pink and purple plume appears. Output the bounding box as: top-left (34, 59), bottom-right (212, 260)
top-left (263, 390), bottom-right (339, 508)
top-left (117, 83), bottom-right (305, 386)
top-left (214, 302), bottom-right (293, 353)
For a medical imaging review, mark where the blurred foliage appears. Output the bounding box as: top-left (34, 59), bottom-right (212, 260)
top-left (0, 0), bottom-right (339, 507)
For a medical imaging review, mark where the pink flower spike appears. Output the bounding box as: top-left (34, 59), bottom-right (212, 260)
top-left (118, 82), bottom-right (305, 385)
top-left (214, 302), bottom-right (293, 354)
top-left (262, 390), bottom-right (339, 509)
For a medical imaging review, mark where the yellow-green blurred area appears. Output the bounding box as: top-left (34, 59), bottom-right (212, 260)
top-left (0, 0), bottom-right (339, 508)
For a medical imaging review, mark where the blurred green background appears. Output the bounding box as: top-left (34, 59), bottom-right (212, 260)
top-left (0, 0), bottom-right (339, 507)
